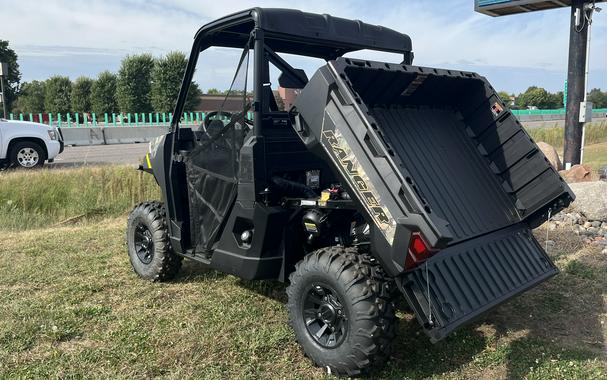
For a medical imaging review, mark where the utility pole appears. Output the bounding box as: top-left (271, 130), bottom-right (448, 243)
top-left (563, 0), bottom-right (589, 168)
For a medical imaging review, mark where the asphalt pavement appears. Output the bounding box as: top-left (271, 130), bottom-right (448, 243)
top-left (48, 143), bottom-right (149, 168)
top-left (46, 115), bottom-right (607, 168)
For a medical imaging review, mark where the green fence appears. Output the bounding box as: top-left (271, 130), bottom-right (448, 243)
top-left (6, 109), bottom-right (606, 127)
top-left (6, 112), bottom-right (256, 128)
top-left (511, 108), bottom-right (607, 116)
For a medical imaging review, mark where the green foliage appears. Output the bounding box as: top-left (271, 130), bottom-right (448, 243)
top-left (587, 88), bottom-right (607, 108)
top-left (44, 76), bottom-right (72, 114)
top-left (71, 77), bottom-right (94, 113)
top-left (207, 88), bottom-right (221, 95)
top-left (116, 54), bottom-right (154, 113)
top-left (553, 91), bottom-right (564, 108)
top-left (184, 82), bottom-right (202, 111)
top-left (151, 51), bottom-right (186, 113)
top-left (14, 80), bottom-right (45, 113)
top-left (498, 91), bottom-right (513, 106)
top-left (91, 71), bottom-right (118, 115)
top-left (515, 86), bottom-right (562, 109)
top-left (0, 40), bottom-right (21, 112)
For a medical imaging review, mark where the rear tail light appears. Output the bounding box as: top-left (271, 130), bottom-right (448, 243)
top-left (405, 232), bottom-right (437, 270)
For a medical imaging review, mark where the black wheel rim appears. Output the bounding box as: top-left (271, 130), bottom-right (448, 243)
top-left (302, 284), bottom-right (348, 348)
top-left (134, 223), bottom-right (154, 264)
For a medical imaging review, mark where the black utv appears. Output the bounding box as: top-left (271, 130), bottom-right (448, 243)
top-left (126, 8), bottom-right (574, 376)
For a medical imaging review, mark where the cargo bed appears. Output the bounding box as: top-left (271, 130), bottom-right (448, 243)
top-left (293, 57), bottom-right (574, 339)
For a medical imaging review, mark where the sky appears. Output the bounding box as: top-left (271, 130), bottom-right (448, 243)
top-left (1, 0), bottom-right (606, 94)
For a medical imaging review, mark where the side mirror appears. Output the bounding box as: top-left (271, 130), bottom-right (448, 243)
top-left (278, 69), bottom-right (308, 89)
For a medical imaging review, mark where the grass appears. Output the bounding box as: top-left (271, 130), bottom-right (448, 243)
top-left (0, 222), bottom-right (605, 378)
top-left (0, 166), bottom-right (159, 231)
top-left (582, 142), bottom-right (607, 171)
top-left (526, 120), bottom-right (607, 149)
top-left (0, 163), bottom-right (606, 378)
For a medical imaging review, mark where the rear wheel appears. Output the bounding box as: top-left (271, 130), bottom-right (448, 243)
top-left (126, 201), bottom-right (182, 281)
top-left (286, 246), bottom-right (398, 376)
top-left (10, 141), bottom-right (45, 169)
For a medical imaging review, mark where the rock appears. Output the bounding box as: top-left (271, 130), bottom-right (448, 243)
top-left (537, 142), bottom-right (562, 171)
top-left (587, 227), bottom-right (599, 235)
top-left (603, 248), bottom-right (607, 254)
top-left (599, 166), bottom-right (607, 181)
top-left (583, 221), bottom-right (592, 228)
top-left (591, 221), bottom-right (601, 228)
top-left (559, 164), bottom-right (594, 183)
top-left (568, 182), bottom-right (607, 222)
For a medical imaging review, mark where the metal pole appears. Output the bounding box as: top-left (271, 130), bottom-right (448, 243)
top-left (563, 0), bottom-right (589, 169)
top-left (0, 76), bottom-right (6, 119)
top-left (580, 3), bottom-right (596, 164)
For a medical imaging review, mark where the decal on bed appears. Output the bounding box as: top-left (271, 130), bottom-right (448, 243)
top-left (321, 127), bottom-right (396, 245)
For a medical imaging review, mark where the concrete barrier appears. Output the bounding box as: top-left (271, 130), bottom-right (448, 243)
top-left (61, 127), bottom-right (105, 146)
top-left (103, 126), bottom-right (167, 144)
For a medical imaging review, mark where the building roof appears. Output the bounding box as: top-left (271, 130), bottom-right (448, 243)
top-left (196, 94), bottom-right (251, 112)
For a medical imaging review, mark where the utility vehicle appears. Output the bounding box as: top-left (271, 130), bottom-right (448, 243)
top-left (127, 8), bottom-right (574, 375)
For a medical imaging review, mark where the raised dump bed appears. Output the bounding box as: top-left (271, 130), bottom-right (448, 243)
top-left (294, 57), bottom-right (575, 339)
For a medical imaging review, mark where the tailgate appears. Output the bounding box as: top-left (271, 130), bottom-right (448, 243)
top-left (398, 224), bottom-right (557, 342)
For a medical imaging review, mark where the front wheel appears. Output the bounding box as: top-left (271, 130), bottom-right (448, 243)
top-left (10, 141), bottom-right (45, 169)
top-left (286, 246), bottom-right (398, 376)
top-left (126, 201), bottom-right (182, 281)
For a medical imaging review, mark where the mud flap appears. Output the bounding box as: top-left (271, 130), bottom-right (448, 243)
top-left (398, 224), bottom-right (558, 342)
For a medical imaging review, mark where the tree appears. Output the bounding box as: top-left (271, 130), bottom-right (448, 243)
top-left (15, 80), bottom-right (45, 113)
top-left (515, 86), bottom-right (560, 109)
top-left (44, 76), bottom-right (72, 114)
top-left (116, 54), bottom-right (154, 113)
top-left (207, 88), bottom-right (221, 95)
top-left (552, 91), bottom-right (564, 109)
top-left (587, 88), bottom-right (607, 108)
top-left (71, 76), bottom-right (94, 113)
top-left (0, 40), bottom-right (21, 112)
top-left (91, 71), bottom-right (118, 115)
top-left (184, 82), bottom-right (202, 111)
top-left (497, 91), bottom-right (513, 106)
top-left (151, 52), bottom-right (185, 112)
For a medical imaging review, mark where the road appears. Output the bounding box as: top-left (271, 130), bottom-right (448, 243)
top-left (48, 143), bottom-right (149, 168)
top-left (47, 115), bottom-right (606, 167)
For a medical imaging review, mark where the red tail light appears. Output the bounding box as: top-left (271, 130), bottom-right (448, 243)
top-left (405, 232), bottom-right (437, 270)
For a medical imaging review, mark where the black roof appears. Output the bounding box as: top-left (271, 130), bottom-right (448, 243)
top-left (195, 8), bottom-right (412, 59)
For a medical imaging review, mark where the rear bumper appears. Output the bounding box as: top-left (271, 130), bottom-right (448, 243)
top-left (397, 224), bottom-right (558, 342)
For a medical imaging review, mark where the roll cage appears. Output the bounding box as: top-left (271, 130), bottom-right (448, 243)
top-left (171, 7), bottom-right (414, 136)
top-left (160, 8), bottom-right (413, 257)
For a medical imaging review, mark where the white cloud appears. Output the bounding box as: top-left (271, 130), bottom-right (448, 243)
top-left (1, 0), bottom-right (605, 92)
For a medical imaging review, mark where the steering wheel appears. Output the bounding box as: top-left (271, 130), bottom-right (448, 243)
top-left (202, 111), bottom-right (233, 135)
